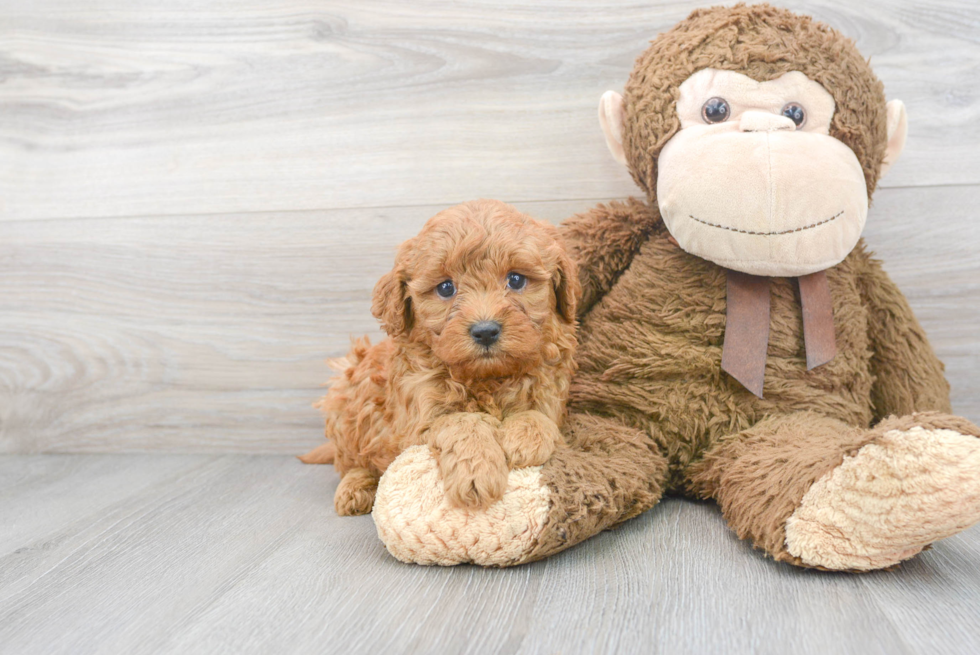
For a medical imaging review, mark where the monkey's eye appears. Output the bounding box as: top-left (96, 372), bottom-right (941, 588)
top-left (436, 280), bottom-right (456, 298)
top-left (701, 97), bottom-right (731, 124)
top-left (506, 272), bottom-right (527, 291)
top-left (781, 102), bottom-right (806, 128)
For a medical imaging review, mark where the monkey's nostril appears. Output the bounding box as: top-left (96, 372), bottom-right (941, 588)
top-left (470, 321), bottom-right (502, 347)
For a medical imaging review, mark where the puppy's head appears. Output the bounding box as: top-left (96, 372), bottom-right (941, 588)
top-left (372, 199), bottom-right (579, 380)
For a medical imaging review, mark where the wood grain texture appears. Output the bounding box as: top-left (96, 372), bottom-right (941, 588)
top-left (0, 199), bottom-right (589, 454)
top-left (2, 187), bottom-right (978, 454)
top-left (1, 0), bottom-right (978, 222)
top-left (0, 0), bottom-right (978, 455)
top-left (2, 3), bottom-right (979, 652)
top-left (2, 454), bottom-right (980, 655)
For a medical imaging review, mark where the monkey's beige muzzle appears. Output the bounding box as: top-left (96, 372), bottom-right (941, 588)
top-left (657, 118), bottom-right (868, 277)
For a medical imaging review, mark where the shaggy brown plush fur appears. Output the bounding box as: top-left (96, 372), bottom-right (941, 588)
top-left (371, 5), bottom-right (980, 570)
top-left (512, 5), bottom-right (964, 564)
top-left (302, 199), bottom-right (579, 515)
top-left (529, 207), bottom-right (960, 563)
top-left (523, 413), bottom-right (669, 563)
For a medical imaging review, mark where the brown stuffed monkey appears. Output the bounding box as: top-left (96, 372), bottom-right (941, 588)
top-left (371, 4), bottom-right (980, 570)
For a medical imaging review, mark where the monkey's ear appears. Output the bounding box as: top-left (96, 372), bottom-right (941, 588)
top-left (880, 99), bottom-right (908, 178)
top-left (598, 90), bottom-right (627, 166)
top-left (371, 269), bottom-right (413, 337)
top-left (553, 247), bottom-right (581, 324)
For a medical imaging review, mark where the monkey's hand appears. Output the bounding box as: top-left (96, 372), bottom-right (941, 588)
top-left (428, 412), bottom-right (508, 509)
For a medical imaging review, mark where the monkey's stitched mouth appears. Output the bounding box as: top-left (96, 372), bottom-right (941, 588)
top-left (687, 210), bottom-right (844, 236)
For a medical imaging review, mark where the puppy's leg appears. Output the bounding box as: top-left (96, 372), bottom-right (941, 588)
top-left (429, 413), bottom-right (508, 509)
top-left (334, 468), bottom-right (380, 516)
top-left (499, 410), bottom-right (564, 468)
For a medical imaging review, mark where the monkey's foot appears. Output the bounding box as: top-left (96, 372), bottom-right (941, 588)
top-left (785, 415), bottom-right (980, 570)
top-left (372, 446), bottom-right (551, 566)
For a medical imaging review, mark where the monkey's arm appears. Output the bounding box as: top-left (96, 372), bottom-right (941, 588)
top-left (857, 249), bottom-right (951, 419)
top-left (559, 197), bottom-right (661, 316)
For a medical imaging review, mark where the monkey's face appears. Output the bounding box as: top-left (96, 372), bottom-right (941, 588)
top-left (655, 69), bottom-right (871, 277)
top-left (599, 59), bottom-right (907, 277)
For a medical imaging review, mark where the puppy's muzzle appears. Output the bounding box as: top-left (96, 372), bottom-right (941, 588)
top-left (470, 321), bottom-right (501, 348)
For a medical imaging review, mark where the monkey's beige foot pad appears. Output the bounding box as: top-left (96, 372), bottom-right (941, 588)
top-left (785, 426), bottom-right (980, 571)
top-left (373, 445), bottom-right (551, 566)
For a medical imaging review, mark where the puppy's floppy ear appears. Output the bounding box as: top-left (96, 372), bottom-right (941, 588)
top-left (552, 246), bottom-right (580, 324)
top-left (371, 254), bottom-right (414, 337)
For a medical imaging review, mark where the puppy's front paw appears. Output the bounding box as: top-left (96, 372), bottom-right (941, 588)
top-left (499, 411), bottom-right (563, 468)
top-left (334, 468), bottom-right (379, 516)
top-left (441, 447), bottom-right (509, 510)
top-left (430, 412), bottom-right (509, 509)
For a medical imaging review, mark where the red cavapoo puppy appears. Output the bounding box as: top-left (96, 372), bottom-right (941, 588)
top-left (301, 199), bottom-right (579, 516)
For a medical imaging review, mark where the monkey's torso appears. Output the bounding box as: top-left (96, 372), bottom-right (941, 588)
top-left (569, 207), bottom-right (878, 491)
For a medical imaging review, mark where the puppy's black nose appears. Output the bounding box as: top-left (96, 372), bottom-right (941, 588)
top-left (470, 321), bottom-right (501, 347)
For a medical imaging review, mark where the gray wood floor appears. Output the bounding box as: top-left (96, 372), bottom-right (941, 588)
top-left (2, 1), bottom-right (980, 653)
top-left (3, 454), bottom-right (980, 655)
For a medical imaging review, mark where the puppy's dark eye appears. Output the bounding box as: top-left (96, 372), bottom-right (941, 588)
top-left (506, 272), bottom-right (527, 291)
top-left (436, 280), bottom-right (456, 298)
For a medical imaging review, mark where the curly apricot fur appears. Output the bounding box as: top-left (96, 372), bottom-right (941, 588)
top-left (303, 200), bottom-right (579, 512)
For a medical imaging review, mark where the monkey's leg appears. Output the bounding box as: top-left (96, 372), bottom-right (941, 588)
top-left (334, 468), bottom-right (380, 516)
top-left (686, 411), bottom-right (980, 570)
top-left (372, 413), bottom-right (669, 566)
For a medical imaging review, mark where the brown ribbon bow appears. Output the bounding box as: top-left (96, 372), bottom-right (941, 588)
top-left (721, 269), bottom-right (837, 398)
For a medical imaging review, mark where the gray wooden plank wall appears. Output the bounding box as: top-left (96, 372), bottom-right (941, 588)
top-left (1, 0), bottom-right (979, 454)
